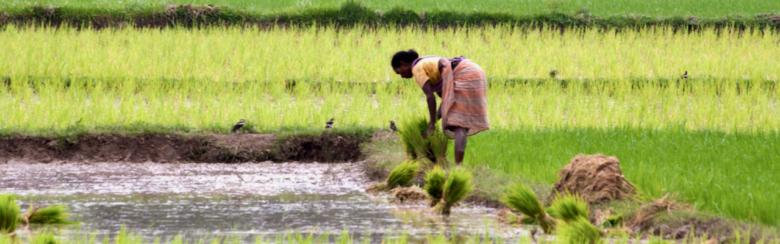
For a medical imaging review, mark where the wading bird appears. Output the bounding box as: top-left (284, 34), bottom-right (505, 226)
top-left (325, 118), bottom-right (334, 129)
top-left (231, 119), bottom-right (246, 133)
top-left (389, 120), bottom-right (398, 132)
top-left (682, 70), bottom-right (688, 80)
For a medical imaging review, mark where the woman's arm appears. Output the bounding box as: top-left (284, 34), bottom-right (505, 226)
top-left (422, 81), bottom-right (438, 136)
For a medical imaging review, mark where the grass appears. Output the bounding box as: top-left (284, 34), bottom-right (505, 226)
top-left (1, 0), bottom-right (778, 18)
top-left (467, 128), bottom-right (780, 225)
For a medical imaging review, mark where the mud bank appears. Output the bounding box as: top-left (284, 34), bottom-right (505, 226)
top-left (0, 132), bottom-right (368, 163)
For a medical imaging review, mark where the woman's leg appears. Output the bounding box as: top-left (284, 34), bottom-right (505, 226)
top-left (453, 126), bottom-right (468, 166)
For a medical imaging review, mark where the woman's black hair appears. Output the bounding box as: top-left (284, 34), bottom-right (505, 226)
top-left (391, 49), bottom-right (419, 68)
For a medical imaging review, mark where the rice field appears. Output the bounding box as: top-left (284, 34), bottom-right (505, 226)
top-left (1, 26), bottom-right (779, 226)
top-left (0, 26), bottom-right (778, 134)
top-left (1, 26), bottom-right (777, 83)
top-left (1, 0), bottom-right (779, 17)
top-left (1, 23), bottom-right (779, 238)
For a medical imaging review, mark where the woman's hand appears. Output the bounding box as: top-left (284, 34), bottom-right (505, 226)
top-left (423, 122), bottom-right (436, 138)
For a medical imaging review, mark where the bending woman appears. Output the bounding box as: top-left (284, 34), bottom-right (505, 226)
top-left (391, 49), bottom-right (489, 166)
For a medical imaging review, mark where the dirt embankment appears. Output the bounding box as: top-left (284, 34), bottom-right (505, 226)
top-left (0, 132), bottom-right (368, 163)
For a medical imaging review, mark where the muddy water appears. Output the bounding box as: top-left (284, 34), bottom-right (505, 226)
top-left (0, 161), bottom-right (521, 241)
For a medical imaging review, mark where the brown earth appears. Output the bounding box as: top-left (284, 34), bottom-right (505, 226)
top-left (551, 154), bottom-right (636, 204)
top-left (390, 186), bottom-right (429, 204)
top-left (0, 132), bottom-right (367, 163)
top-left (623, 196), bottom-right (756, 242)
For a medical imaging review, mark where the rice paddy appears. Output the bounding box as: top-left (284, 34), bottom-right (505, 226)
top-left (1, 26), bottom-right (778, 135)
top-left (0, 6), bottom-right (779, 242)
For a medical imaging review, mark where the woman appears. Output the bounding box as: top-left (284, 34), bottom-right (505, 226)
top-left (391, 49), bottom-right (489, 166)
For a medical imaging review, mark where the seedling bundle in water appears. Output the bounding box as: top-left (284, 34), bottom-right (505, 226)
top-left (502, 183), bottom-right (603, 243)
top-left (0, 194), bottom-right (76, 237)
top-left (502, 183), bottom-right (555, 233)
top-left (424, 167), bottom-right (474, 215)
top-left (423, 166), bottom-right (446, 207)
top-left (385, 160), bottom-right (420, 189)
top-left (378, 118), bottom-right (472, 215)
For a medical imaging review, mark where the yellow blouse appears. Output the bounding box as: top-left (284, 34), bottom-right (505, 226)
top-left (412, 57), bottom-right (442, 88)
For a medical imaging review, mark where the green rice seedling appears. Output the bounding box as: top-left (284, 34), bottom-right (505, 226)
top-left (548, 194), bottom-right (590, 223)
top-left (435, 168), bottom-right (474, 215)
top-left (0, 194), bottom-right (20, 234)
top-left (26, 205), bottom-right (74, 225)
top-left (556, 217), bottom-right (602, 244)
top-left (427, 127), bottom-right (450, 165)
top-left (386, 160), bottom-right (420, 189)
top-left (502, 183), bottom-right (554, 233)
top-left (423, 166), bottom-right (447, 207)
top-left (399, 118), bottom-right (449, 165)
top-left (398, 118), bottom-right (429, 160)
top-left (31, 233), bottom-right (58, 244)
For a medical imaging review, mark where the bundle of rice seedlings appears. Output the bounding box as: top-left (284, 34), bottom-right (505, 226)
top-left (398, 118), bottom-right (428, 159)
top-left (399, 118), bottom-right (449, 165)
top-left (31, 232), bottom-right (58, 244)
top-left (502, 183), bottom-right (555, 233)
top-left (385, 160), bottom-right (420, 189)
top-left (26, 205), bottom-right (74, 225)
top-left (548, 194), bottom-right (589, 222)
top-left (0, 194), bottom-right (20, 234)
top-left (435, 168), bottom-right (473, 215)
top-left (423, 166), bottom-right (446, 207)
top-left (557, 217), bottom-right (602, 244)
top-left (427, 128), bottom-right (450, 165)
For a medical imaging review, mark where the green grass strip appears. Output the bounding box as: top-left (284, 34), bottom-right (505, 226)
top-left (0, 2), bottom-right (777, 29)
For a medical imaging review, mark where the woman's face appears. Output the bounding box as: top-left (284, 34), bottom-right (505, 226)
top-left (394, 62), bottom-right (413, 79)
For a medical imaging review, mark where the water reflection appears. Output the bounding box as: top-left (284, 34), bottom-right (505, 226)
top-left (1, 161), bottom-right (522, 241)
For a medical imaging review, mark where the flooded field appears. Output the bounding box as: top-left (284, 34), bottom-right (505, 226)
top-left (0, 161), bottom-right (519, 241)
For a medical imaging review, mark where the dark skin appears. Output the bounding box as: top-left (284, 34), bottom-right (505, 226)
top-left (394, 59), bottom-right (469, 165)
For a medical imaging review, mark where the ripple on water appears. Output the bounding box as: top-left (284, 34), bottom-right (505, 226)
top-left (1, 161), bottom-right (523, 240)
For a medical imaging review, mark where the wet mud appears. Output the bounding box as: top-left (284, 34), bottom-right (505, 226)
top-left (0, 132), bottom-right (368, 163)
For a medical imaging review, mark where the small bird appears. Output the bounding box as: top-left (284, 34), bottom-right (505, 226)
top-left (389, 120), bottom-right (398, 132)
top-left (325, 118), bottom-right (335, 129)
top-left (549, 69), bottom-right (559, 79)
top-left (231, 119), bottom-right (246, 133)
top-left (682, 70), bottom-right (688, 80)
